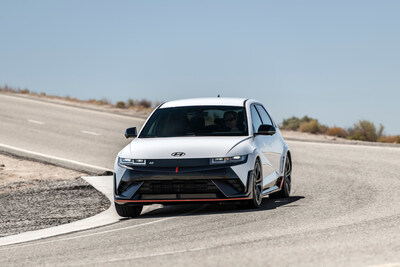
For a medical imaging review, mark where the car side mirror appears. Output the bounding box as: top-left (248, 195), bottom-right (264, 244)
top-left (256, 124), bottom-right (276, 136)
top-left (125, 127), bottom-right (137, 138)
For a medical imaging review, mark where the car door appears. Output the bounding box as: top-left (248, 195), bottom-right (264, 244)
top-left (255, 104), bottom-right (284, 174)
top-left (250, 105), bottom-right (276, 188)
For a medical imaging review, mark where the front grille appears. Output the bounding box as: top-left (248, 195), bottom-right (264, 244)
top-left (137, 180), bottom-right (219, 194)
top-left (117, 178), bottom-right (246, 199)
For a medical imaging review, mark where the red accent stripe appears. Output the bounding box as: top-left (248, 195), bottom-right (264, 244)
top-left (175, 166), bottom-right (179, 173)
top-left (115, 197), bottom-right (252, 203)
top-left (279, 176), bottom-right (285, 188)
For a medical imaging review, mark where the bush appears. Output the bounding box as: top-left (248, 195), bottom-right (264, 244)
top-left (319, 124), bottom-right (329, 134)
top-left (139, 99), bottom-right (152, 108)
top-left (281, 116), bottom-right (315, 131)
top-left (97, 98), bottom-right (110, 105)
top-left (281, 116), bottom-right (301, 131)
top-left (327, 127), bottom-right (348, 138)
top-left (348, 120), bottom-right (384, 142)
top-left (299, 119), bottom-right (321, 134)
top-left (19, 88), bottom-right (30, 94)
top-left (127, 99), bottom-right (138, 107)
top-left (378, 135), bottom-right (400, 144)
top-left (115, 101), bottom-right (126, 108)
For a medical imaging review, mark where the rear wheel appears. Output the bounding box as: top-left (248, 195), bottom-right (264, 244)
top-left (270, 156), bottom-right (291, 199)
top-left (238, 159), bottom-right (263, 209)
top-left (115, 203), bottom-right (143, 218)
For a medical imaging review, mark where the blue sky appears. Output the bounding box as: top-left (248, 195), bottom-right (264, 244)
top-left (1, 0), bottom-right (399, 134)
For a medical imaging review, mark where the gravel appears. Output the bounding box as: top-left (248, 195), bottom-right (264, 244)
top-left (0, 177), bottom-right (109, 237)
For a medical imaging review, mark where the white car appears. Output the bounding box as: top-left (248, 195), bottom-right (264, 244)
top-left (114, 97), bottom-right (292, 217)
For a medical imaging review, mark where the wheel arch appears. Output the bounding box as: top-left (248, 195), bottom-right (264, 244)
top-left (280, 145), bottom-right (292, 176)
top-left (286, 150), bottom-right (292, 165)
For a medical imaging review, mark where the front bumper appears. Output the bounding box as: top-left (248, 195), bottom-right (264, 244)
top-left (114, 163), bottom-right (252, 205)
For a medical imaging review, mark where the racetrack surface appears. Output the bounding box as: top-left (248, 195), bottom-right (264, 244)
top-left (1, 93), bottom-right (399, 266)
top-left (0, 93), bottom-right (143, 169)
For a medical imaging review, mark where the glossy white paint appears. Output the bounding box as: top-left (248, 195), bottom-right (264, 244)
top-left (160, 97), bottom-right (247, 108)
top-left (128, 136), bottom-right (252, 159)
top-left (115, 97), bottom-right (290, 195)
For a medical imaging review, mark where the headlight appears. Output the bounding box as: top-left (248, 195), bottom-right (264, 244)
top-left (210, 155), bottom-right (247, 165)
top-left (118, 158), bottom-right (146, 168)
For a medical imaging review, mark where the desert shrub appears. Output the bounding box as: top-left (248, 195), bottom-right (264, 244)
top-left (281, 116), bottom-right (301, 131)
top-left (88, 98), bottom-right (110, 105)
top-left (281, 116), bottom-right (316, 131)
top-left (300, 116), bottom-right (313, 123)
top-left (299, 119), bottom-right (321, 134)
top-left (319, 124), bottom-right (329, 134)
top-left (19, 88), bottom-right (30, 94)
top-left (1, 84), bottom-right (12, 92)
top-left (115, 101), bottom-right (126, 108)
top-left (127, 99), bottom-right (137, 107)
top-left (97, 98), bottom-right (110, 105)
top-left (348, 120), bottom-right (384, 142)
top-left (378, 135), bottom-right (400, 144)
top-left (139, 99), bottom-right (152, 108)
top-left (327, 127), bottom-right (348, 138)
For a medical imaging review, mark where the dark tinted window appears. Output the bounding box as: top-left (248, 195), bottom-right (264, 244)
top-left (255, 105), bottom-right (273, 125)
top-left (250, 105), bottom-right (263, 133)
top-left (139, 106), bottom-right (248, 137)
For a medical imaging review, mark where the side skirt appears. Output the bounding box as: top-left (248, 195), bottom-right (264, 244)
top-left (262, 185), bottom-right (280, 196)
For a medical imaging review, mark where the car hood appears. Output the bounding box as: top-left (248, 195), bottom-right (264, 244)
top-left (126, 136), bottom-right (252, 159)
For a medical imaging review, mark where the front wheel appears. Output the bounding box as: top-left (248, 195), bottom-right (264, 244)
top-left (115, 203), bottom-right (143, 218)
top-left (270, 156), bottom-right (291, 199)
top-left (239, 159), bottom-right (263, 209)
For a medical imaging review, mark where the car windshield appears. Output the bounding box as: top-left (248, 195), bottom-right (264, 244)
top-left (139, 106), bottom-right (248, 138)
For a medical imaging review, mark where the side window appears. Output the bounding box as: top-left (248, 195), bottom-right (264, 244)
top-left (250, 105), bottom-right (263, 133)
top-left (255, 105), bottom-right (273, 126)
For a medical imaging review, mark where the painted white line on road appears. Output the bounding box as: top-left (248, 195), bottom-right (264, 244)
top-left (104, 247), bottom-right (208, 263)
top-left (0, 217), bottom-right (170, 251)
top-left (81, 130), bottom-right (101, 136)
top-left (0, 143), bottom-right (111, 173)
top-left (28, 119), bottom-right (45, 125)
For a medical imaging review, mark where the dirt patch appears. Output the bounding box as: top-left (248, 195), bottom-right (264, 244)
top-left (280, 129), bottom-right (347, 142)
top-left (0, 154), bottom-right (109, 238)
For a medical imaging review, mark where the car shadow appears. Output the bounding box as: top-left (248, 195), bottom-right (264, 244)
top-left (136, 196), bottom-right (305, 219)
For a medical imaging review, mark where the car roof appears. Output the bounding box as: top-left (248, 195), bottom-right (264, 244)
top-left (160, 97), bottom-right (250, 108)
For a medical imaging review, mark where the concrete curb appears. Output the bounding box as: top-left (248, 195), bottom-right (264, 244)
top-left (0, 175), bottom-right (159, 247)
top-left (0, 176), bottom-right (119, 247)
top-left (0, 143), bottom-right (112, 175)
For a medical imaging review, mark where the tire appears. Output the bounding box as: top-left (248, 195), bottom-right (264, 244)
top-left (270, 156), bottom-right (291, 199)
top-left (115, 203), bottom-right (143, 218)
top-left (238, 159), bottom-right (263, 209)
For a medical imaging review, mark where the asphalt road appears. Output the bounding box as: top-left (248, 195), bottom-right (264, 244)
top-left (0, 93), bottom-right (144, 169)
top-left (1, 93), bottom-right (400, 266)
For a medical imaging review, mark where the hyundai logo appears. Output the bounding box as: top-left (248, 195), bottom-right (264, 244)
top-left (171, 152), bottom-right (185, 157)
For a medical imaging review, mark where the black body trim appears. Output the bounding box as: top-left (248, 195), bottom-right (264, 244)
top-left (115, 167), bottom-right (253, 202)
